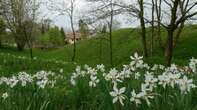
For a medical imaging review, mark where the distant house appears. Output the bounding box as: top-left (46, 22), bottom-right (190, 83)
top-left (65, 32), bottom-right (81, 44)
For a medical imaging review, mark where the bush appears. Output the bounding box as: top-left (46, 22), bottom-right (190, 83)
top-left (38, 27), bottom-right (64, 48)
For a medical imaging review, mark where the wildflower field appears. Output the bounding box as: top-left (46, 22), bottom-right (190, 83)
top-left (1, 51), bottom-right (197, 110)
top-left (1, 0), bottom-right (197, 108)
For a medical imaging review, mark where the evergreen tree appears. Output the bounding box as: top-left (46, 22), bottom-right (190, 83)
top-left (60, 27), bottom-right (65, 41)
top-left (79, 19), bottom-right (89, 39)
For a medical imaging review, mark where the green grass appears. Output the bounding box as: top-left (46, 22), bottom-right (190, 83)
top-left (0, 25), bottom-right (197, 110)
top-left (1, 25), bottom-right (197, 69)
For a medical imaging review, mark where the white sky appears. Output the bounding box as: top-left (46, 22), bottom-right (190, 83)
top-left (40, 0), bottom-right (137, 31)
top-left (40, 0), bottom-right (197, 31)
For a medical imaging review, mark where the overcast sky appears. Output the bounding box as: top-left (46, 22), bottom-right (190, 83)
top-left (40, 0), bottom-right (136, 31)
top-left (41, 0), bottom-right (197, 31)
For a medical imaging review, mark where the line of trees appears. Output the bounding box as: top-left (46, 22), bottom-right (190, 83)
top-left (85, 0), bottom-right (197, 66)
top-left (0, 0), bottom-right (197, 66)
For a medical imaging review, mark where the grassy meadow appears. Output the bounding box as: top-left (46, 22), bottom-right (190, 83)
top-left (0, 26), bottom-right (197, 110)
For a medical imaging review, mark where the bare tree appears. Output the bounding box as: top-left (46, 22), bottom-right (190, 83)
top-left (23, 0), bottom-right (40, 59)
top-left (1, 0), bottom-right (26, 50)
top-left (161, 0), bottom-right (197, 66)
top-left (0, 0), bottom-right (40, 54)
top-left (138, 0), bottom-right (148, 58)
top-left (111, 0), bottom-right (197, 65)
top-left (113, 0), bottom-right (150, 57)
top-left (86, 0), bottom-right (123, 66)
top-left (109, 0), bottom-right (114, 66)
top-left (48, 0), bottom-right (77, 61)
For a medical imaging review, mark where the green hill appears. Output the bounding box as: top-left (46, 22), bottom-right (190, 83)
top-left (49, 25), bottom-right (197, 66)
top-left (0, 25), bottom-right (197, 73)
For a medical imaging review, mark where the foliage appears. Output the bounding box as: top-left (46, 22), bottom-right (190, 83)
top-left (38, 27), bottom-right (65, 48)
top-left (60, 27), bottom-right (65, 41)
top-left (69, 53), bottom-right (197, 109)
top-left (0, 26), bottom-right (197, 109)
top-left (0, 52), bottom-right (197, 110)
top-left (79, 19), bottom-right (89, 39)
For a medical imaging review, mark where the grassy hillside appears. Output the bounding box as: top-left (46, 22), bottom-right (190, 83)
top-left (0, 25), bottom-right (197, 73)
top-left (0, 25), bottom-right (197, 110)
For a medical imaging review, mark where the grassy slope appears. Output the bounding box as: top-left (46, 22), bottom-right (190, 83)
top-left (34, 25), bottom-right (197, 66)
top-left (0, 25), bottom-right (197, 73)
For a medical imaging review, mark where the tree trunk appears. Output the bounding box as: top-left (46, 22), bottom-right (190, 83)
top-left (30, 47), bottom-right (33, 59)
top-left (173, 22), bottom-right (184, 48)
top-left (155, 0), bottom-right (164, 50)
top-left (139, 0), bottom-right (148, 58)
top-left (17, 43), bottom-right (25, 51)
top-left (157, 22), bottom-right (163, 49)
top-left (0, 39), bottom-right (2, 48)
top-left (165, 0), bottom-right (179, 66)
top-left (151, 0), bottom-right (155, 56)
top-left (165, 30), bottom-right (174, 66)
top-left (109, 4), bottom-right (113, 67)
top-left (141, 22), bottom-right (148, 58)
top-left (71, 17), bottom-right (76, 62)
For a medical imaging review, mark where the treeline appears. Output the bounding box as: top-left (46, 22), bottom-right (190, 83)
top-left (0, 16), bottom-right (65, 48)
top-left (48, 0), bottom-right (197, 65)
top-left (83, 0), bottom-right (197, 66)
top-left (1, 0), bottom-right (197, 66)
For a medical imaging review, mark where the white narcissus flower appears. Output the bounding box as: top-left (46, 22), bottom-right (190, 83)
top-left (87, 68), bottom-right (97, 76)
top-left (36, 79), bottom-right (48, 89)
top-left (59, 69), bottom-right (64, 73)
top-left (70, 72), bottom-right (79, 86)
top-left (70, 77), bottom-right (76, 86)
top-left (89, 75), bottom-right (100, 87)
top-left (97, 64), bottom-right (105, 72)
top-left (169, 64), bottom-right (178, 73)
top-left (189, 58), bottom-right (197, 73)
top-left (141, 92), bottom-right (154, 106)
top-left (135, 72), bottom-right (141, 80)
top-left (130, 53), bottom-right (144, 68)
top-left (110, 86), bottom-right (126, 106)
top-left (143, 64), bottom-right (150, 70)
top-left (130, 90), bottom-right (142, 105)
top-left (34, 71), bottom-right (48, 80)
top-left (159, 65), bottom-right (165, 70)
top-left (105, 68), bottom-right (122, 84)
top-left (75, 66), bottom-right (81, 74)
top-left (130, 53), bottom-right (143, 61)
top-left (130, 89), bottom-right (154, 106)
top-left (141, 83), bottom-right (152, 92)
top-left (168, 73), bottom-right (181, 88)
top-left (0, 77), bottom-right (8, 85)
top-left (18, 72), bottom-right (33, 87)
top-left (158, 74), bottom-right (169, 88)
top-left (178, 76), bottom-right (196, 94)
top-left (151, 64), bottom-right (158, 71)
top-left (7, 76), bottom-right (19, 88)
top-left (144, 73), bottom-right (158, 91)
top-left (120, 69), bottom-right (132, 79)
top-left (2, 92), bottom-right (8, 99)
top-left (49, 80), bottom-right (56, 88)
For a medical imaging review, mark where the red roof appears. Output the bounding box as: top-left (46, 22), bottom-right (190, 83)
top-left (66, 32), bottom-right (81, 39)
